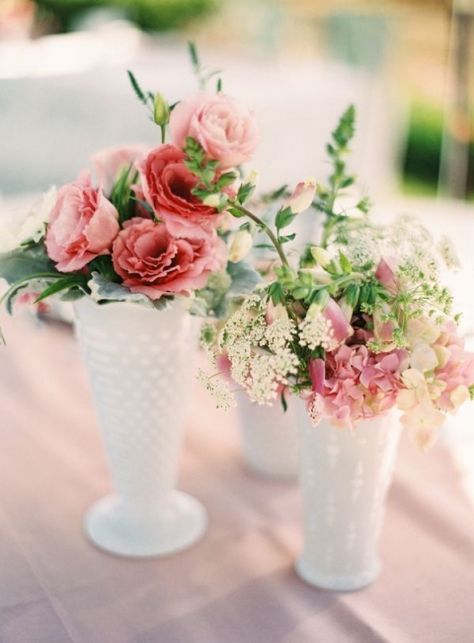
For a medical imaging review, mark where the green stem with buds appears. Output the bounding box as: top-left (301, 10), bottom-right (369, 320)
top-left (230, 202), bottom-right (290, 267)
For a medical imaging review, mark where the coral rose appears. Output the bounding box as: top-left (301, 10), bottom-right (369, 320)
top-left (169, 92), bottom-right (258, 169)
top-left (46, 174), bottom-right (119, 272)
top-left (112, 217), bottom-right (227, 300)
top-left (139, 144), bottom-right (219, 239)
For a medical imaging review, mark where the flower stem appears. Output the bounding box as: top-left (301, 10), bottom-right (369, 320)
top-left (230, 202), bottom-right (290, 267)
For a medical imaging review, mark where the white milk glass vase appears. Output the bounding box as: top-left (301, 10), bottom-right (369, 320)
top-left (296, 402), bottom-right (401, 591)
top-left (237, 396), bottom-right (298, 479)
top-left (74, 297), bottom-right (207, 558)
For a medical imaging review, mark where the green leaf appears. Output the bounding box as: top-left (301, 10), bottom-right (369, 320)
top-left (332, 104), bottom-right (356, 149)
top-left (228, 206), bottom-right (247, 218)
top-left (237, 182), bottom-right (255, 205)
top-left (268, 281), bottom-right (284, 304)
top-left (227, 261), bottom-right (261, 296)
top-left (88, 272), bottom-right (170, 310)
top-left (280, 390), bottom-right (288, 412)
top-left (339, 251), bottom-right (352, 274)
top-left (216, 78), bottom-right (223, 92)
top-left (127, 70), bottom-right (148, 105)
top-left (0, 244), bottom-right (55, 284)
top-left (340, 176), bottom-right (355, 188)
top-left (262, 184), bottom-right (289, 202)
top-left (275, 207), bottom-right (295, 230)
top-left (344, 283), bottom-right (360, 308)
top-left (279, 233), bottom-right (296, 244)
top-left (35, 276), bottom-right (86, 303)
top-left (310, 288), bottom-right (329, 307)
top-left (188, 41), bottom-right (199, 70)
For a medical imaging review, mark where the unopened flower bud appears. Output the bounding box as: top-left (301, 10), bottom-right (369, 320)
top-left (203, 193), bottom-right (222, 208)
top-left (228, 230), bottom-right (253, 263)
top-left (311, 246), bottom-right (330, 267)
top-left (286, 177), bottom-right (317, 214)
top-left (245, 170), bottom-right (259, 187)
top-left (153, 93), bottom-right (170, 127)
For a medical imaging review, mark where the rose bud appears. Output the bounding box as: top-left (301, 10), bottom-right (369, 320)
top-left (153, 92), bottom-right (170, 127)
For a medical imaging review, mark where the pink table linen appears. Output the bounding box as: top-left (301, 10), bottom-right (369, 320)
top-left (0, 312), bottom-right (473, 643)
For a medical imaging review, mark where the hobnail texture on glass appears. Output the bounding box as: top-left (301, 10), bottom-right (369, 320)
top-left (74, 297), bottom-right (207, 558)
top-left (237, 396), bottom-right (298, 479)
top-left (296, 403), bottom-right (401, 591)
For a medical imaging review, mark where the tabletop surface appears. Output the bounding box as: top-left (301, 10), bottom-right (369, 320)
top-left (0, 306), bottom-right (474, 643)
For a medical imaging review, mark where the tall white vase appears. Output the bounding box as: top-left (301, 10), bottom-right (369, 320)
top-left (296, 402), bottom-right (401, 591)
top-left (237, 396), bottom-right (298, 479)
top-left (74, 297), bottom-right (207, 558)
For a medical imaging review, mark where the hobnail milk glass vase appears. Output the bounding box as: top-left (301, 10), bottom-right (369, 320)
top-left (296, 402), bottom-right (401, 591)
top-left (74, 297), bottom-right (206, 558)
top-left (237, 396), bottom-right (298, 479)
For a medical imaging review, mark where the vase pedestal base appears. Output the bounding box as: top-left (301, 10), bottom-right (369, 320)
top-left (84, 491), bottom-right (207, 558)
top-left (295, 556), bottom-right (379, 592)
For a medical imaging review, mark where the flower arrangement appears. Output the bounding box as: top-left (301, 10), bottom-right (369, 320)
top-left (0, 44), bottom-right (260, 316)
top-left (198, 106), bottom-right (474, 449)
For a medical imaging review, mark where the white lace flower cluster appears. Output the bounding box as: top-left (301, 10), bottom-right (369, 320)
top-left (219, 293), bottom-right (299, 405)
top-left (298, 309), bottom-right (336, 351)
top-left (197, 369), bottom-right (236, 411)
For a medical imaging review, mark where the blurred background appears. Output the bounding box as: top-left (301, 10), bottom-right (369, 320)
top-left (0, 0), bottom-right (473, 199)
top-left (0, 0), bottom-right (473, 487)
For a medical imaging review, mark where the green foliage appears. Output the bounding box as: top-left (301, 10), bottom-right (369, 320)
top-left (35, 275), bottom-right (87, 303)
top-left (227, 261), bottom-right (261, 296)
top-left (36, 0), bottom-right (215, 33)
top-left (87, 272), bottom-right (171, 309)
top-left (0, 244), bottom-right (54, 284)
top-left (110, 165), bottom-right (139, 224)
top-left (403, 101), bottom-right (474, 196)
top-left (184, 137), bottom-right (237, 211)
top-left (127, 70), bottom-right (148, 106)
top-left (275, 207), bottom-right (295, 231)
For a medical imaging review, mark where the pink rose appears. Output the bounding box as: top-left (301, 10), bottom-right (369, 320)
top-left (139, 144), bottom-right (219, 239)
top-left (170, 92), bottom-right (258, 169)
top-left (46, 174), bottom-right (120, 272)
top-left (112, 217), bottom-right (227, 300)
top-left (92, 145), bottom-right (148, 195)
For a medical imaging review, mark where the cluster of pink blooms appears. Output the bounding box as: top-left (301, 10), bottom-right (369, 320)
top-left (308, 344), bottom-right (408, 430)
top-left (44, 92), bottom-right (258, 299)
top-left (304, 262), bottom-right (474, 447)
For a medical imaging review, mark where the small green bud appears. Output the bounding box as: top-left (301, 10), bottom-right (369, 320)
top-left (292, 287), bottom-right (310, 300)
top-left (153, 93), bottom-right (170, 126)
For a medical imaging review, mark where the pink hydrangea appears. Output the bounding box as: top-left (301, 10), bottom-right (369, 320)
top-left (308, 344), bottom-right (408, 429)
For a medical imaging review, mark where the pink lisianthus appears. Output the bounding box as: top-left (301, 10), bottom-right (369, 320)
top-left (139, 144), bottom-right (219, 239)
top-left (46, 174), bottom-right (120, 272)
top-left (111, 217), bottom-right (227, 300)
top-left (169, 92), bottom-right (258, 169)
top-left (307, 344), bottom-right (408, 429)
top-left (91, 145), bottom-right (148, 195)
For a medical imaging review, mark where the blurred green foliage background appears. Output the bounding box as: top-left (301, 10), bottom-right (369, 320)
top-left (35, 0), bottom-right (216, 32)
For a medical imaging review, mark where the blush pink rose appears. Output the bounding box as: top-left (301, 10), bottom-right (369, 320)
top-left (170, 92), bottom-right (258, 169)
top-left (112, 217), bottom-right (227, 300)
top-left (139, 144), bottom-right (219, 239)
top-left (91, 145), bottom-right (148, 195)
top-left (46, 174), bottom-right (120, 272)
